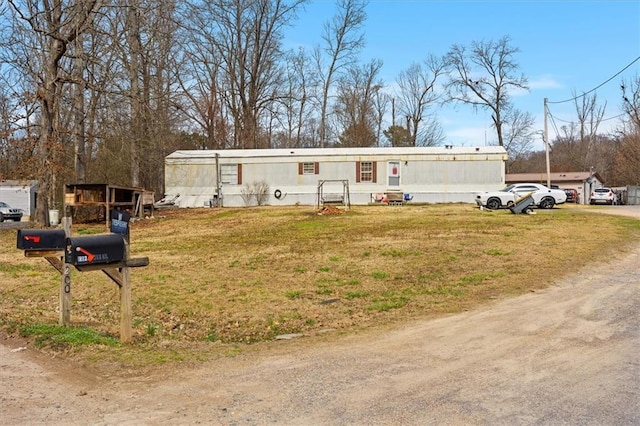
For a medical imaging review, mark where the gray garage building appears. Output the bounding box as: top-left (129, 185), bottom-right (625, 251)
top-left (163, 146), bottom-right (508, 208)
top-left (506, 171), bottom-right (605, 205)
top-left (0, 180), bottom-right (38, 220)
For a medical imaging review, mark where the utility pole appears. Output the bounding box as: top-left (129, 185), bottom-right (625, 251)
top-left (543, 98), bottom-right (551, 188)
top-left (391, 97), bottom-right (396, 127)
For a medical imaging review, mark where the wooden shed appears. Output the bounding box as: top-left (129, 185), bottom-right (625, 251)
top-left (64, 183), bottom-right (155, 224)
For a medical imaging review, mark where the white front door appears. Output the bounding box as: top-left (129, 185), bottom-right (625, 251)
top-left (387, 161), bottom-right (400, 187)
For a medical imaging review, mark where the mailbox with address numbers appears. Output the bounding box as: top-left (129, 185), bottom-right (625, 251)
top-left (65, 233), bottom-right (126, 266)
top-left (17, 229), bottom-right (66, 251)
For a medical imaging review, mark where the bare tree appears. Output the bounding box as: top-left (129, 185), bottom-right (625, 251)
top-left (546, 92), bottom-right (609, 176)
top-left (371, 87), bottom-right (389, 147)
top-left (574, 91), bottom-right (606, 169)
top-left (315, 0), bottom-right (367, 147)
top-left (334, 59), bottom-right (382, 147)
top-left (196, 0), bottom-right (305, 149)
top-left (6, 0), bottom-right (101, 224)
top-left (269, 47), bottom-right (317, 148)
top-left (621, 75), bottom-right (640, 133)
top-left (122, 0), bottom-right (149, 188)
top-left (291, 48), bottom-right (319, 148)
top-left (66, 33), bottom-right (87, 182)
top-left (548, 123), bottom-right (582, 171)
top-left (396, 55), bottom-right (446, 146)
top-left (546, 119), bottom-right (602, 176)
top-left (177, 1), bottom-right (235, 149)
top-left (67, 11), bottom-right (114, 182)
top-left (574, 91), bottom-right (605, 138)
top-left (502, 106), bottom-right (535, 161)
top-left (0, 76), bottom-right (41, 179)
top-left (445, 35), bottom-right (529, 147)
top-left (615, 75), bottom-right (640, 185)
top-left (93, 0), bottom-right (185, 196)
top-left (612, 134), bottom-right (640, 186)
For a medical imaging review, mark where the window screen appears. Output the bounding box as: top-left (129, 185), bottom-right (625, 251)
top-left (360, 161), bottom-right (373, 182)
top-left (302, 162), bottom-right (316, 174)
top-left (220, 164), bottom-right (239, 184)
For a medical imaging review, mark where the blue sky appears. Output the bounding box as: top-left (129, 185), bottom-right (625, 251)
top-left (284, 0), bottom-right (640, 150)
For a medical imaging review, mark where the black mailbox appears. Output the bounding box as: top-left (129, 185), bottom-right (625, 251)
top-left (17, 229), bottom-right (66, 251)
top-left (65, 233), bottom-right (126, 266)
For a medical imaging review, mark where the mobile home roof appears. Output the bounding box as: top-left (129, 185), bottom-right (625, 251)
top-left (167, 146), bottom-right (507, 160)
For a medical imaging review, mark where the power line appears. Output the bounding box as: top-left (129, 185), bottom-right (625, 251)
top-left (547, 107), bottom-right (562, 138)
top-left (547, 56), bottom-right (640, 104)
top-left (548, 110), bottom-right (626, 124)
top-left (545, 104), bottom-right (627, 146)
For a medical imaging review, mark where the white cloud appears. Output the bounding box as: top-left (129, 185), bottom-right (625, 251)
top-left (529, 75), bottom-right (564, 90)
top-left (509, 75), bottom-right (564, 98)
top-left (446, 125), bottom-right (492, 146)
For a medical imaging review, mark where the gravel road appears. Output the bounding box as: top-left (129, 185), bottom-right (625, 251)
top-left (1, 206), bottom-right (639, 425)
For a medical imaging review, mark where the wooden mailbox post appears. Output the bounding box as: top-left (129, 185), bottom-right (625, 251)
top-left (17, 221), bottom-right (72, 326)
top-left (16, 210), bottom-right (148, 343)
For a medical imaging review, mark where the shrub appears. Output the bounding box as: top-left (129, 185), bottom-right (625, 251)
top-left (240, 181), bottom-right (271, 206)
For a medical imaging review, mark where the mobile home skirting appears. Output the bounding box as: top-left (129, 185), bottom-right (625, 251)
top-left (163, 147), bottom-right (508, 207)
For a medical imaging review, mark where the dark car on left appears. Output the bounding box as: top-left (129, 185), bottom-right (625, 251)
top-left (563, 188), bottom-right (578, 203)
top-left (0, 201), bottom-right (23, 222)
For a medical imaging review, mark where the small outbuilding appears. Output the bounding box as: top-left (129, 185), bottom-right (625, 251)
top-left (0, 180), bottom-right (38, 220)
top-left (164, 146), bottom-right (508, 208)
top-left (506, 172), bottom-right (604, 204)
top-left (64, 183), bottom-right (155, 224)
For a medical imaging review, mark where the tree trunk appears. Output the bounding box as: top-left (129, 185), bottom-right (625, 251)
top-left (73, 34), bottom-right (87, 182)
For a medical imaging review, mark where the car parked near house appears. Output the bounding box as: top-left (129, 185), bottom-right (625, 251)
top-left (563, 188), bottom-right (578, 203)
top-left (0, 201), bottom-right (23, 222)
top-left (590, 187), bottom-right (617, 205)
top-left (476, 183), bottom-right (567, 210)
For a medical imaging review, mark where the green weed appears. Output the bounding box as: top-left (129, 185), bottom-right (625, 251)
top-left (371, 271), bottom-right (389, 279)
top-left (19, 324), bottom-right (118, 349)
top-left (285, 290), bottom-right (305, 299)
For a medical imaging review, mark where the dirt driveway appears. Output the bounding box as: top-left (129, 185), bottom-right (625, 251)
top-left (2, 207), bottom-right (639, 425)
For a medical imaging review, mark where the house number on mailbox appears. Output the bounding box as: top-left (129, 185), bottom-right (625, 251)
top-left (63, 266), bottom-right (71, 294)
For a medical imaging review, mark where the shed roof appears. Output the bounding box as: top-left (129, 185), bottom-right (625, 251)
top-left (506, 172), bottom-right (604, 184)
top-left (167, 146), bottom-right (507, 160)
top-left (0, 180), bottom-right (38, 188)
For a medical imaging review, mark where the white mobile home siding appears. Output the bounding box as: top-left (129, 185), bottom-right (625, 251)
top-left (164, 147), bottom-right (507, 207)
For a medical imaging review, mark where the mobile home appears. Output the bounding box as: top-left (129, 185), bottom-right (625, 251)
top-left (163, 147), bottom-right (508, 208)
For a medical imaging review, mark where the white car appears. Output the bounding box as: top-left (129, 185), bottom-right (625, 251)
top-left (476, 183), bottom-right (567, 210)
top-left (589, 187), bottom-right (616, 205)
top-left (0, 201), bottom-right (24, 222)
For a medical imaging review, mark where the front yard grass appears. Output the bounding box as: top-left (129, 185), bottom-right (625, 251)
top-left (1, 203), bottom-right (638, 367)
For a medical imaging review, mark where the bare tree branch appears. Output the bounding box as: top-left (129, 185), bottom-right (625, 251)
top-left (445, 35), bottom-right (529, 147)
top-left (316, 0), bottom-right (367, 147)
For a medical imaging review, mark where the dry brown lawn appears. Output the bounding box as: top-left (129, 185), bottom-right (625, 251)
top-left (1, 203), bottom-right (639, 366)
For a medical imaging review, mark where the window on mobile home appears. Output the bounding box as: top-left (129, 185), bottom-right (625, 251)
top-left (359, 161), bottom-right (374, 182)
top-left (221, 164), bottom-right (241, 184)
top-left (299, 162), bottom-right (319, 175)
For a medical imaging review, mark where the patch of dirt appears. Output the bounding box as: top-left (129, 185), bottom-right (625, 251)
top-left (1, 207), bottom-right (639, 424)
top-left (574, 205), bottom-right (640, 219)
top-left (317, 205), bottom-right (346, 215)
